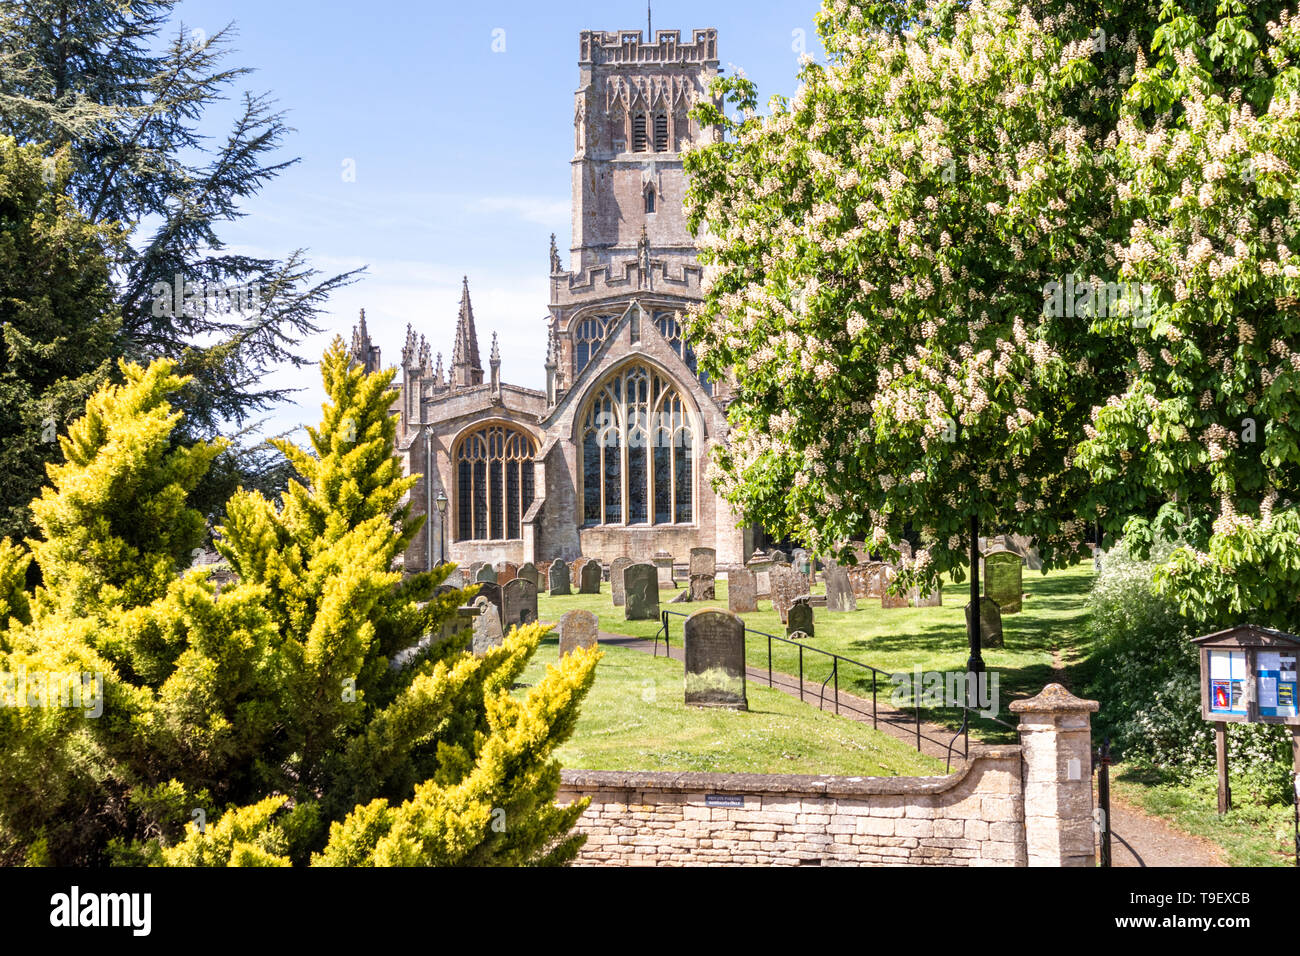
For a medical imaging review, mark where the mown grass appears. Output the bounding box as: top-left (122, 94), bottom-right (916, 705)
top-left (515, 632), bottom-right (945, 777)
top-left (536, 561), bottom-right (1095, 743)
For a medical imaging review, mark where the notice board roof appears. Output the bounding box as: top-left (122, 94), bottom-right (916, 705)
top-left (1190, 624), bottom-right (1300, 648)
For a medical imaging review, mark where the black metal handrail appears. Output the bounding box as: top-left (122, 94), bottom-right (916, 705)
top-left (658, 608), bottom-right (1018, 765)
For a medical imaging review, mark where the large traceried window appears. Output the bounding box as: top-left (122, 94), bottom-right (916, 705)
top-left (580, 364), bottom-right (694, 527)
top-left (455, 424), bottom-right (536, 541)
top-left (653, 311), bottom-right (713, 396)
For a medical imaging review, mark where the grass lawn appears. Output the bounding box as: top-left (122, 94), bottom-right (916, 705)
top-left (516, 632), bottom-right (945, 777)
top-left (536, 560), bottom-right (1095, 743)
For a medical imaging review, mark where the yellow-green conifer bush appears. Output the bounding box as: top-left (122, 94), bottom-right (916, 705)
top-left (0, 339), bottom-right (599, 866)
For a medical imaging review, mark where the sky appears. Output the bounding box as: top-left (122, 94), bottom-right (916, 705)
top-left (169, 0), bottom-right (828, 436)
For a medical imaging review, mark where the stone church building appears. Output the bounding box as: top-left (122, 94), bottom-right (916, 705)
top-left (349, 26), bottom-right (753, 574)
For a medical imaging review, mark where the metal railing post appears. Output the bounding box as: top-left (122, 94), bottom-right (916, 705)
top-left (833, 659), bottom-right (839, 715)
top-left (798, 645), bottom-right (804, 702)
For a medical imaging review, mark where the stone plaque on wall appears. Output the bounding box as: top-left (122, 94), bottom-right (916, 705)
top-left (610, 556), bottom-right (633, 607)
top-left (624, 563), bottom-right (660, 621)
top-left (684, 608), bottom-right (748, 711)
top-left (559, 609), bottom-right (599, 657)
top-left (728, 569), bottom-right (757, 613)
top-left (548, 559), bottom-right (571, 596)
top-left (984, 549), bottom-right (1023, 614)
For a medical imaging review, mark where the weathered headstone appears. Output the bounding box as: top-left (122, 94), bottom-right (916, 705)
top-left (683, 608), bottom-right (748, 710)
top-left (497, 561), bottom-right (518, 585)
top-left (502, 578), bottom-right (538, 630)
top-left (824, 566), bottom-right (857, 612)
top-left (882, 585), bottom-right (910, 609)
top-left (609, 556), bottom-right (633, 607)
top-left (579, 559), bottom-right (602, 594)
top-left (865, 562), bottom-right (890, 599)
top-left (653, 551), bottom-right (676, 590)
top-left (689, 573), bottom-right (715, 601)
top-left (518, 561), bottom-right (541, 592)
top-left (786, 601), bottom-right (814, 638)
top-left (442, 567), bottom-right (465, 589)
top-left (471, 597), bottom-right (503, 655)
top-left (727, 568), bottom-right (757, 613)
top-left (558, 609), bottom-right (599, 657)
top-left (624, 563), bottom-right (660, 620)
top-left (770, 564), bottom-right (803, 624)
top-left (476, 581), bottom-right (503, 627)
top-left (769, 548), bottom-right (788, 565)
top-left (966, 596), bottom-right (1004, 648)
top-left (475, 564), bottom-right (498, 585)
top-left (688, 547), bottom-right (716, 580)
top-left (914, 581), bottom-right (943, 607)
top-left (548, 558), bottom-right (571, 595)
top-left (984, 549), bottom-right (1023, 614)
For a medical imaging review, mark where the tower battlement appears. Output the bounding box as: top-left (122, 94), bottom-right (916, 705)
top-left (579, 29), bottom-right (718, 67)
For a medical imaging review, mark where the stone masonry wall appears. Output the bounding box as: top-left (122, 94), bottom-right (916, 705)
top-left (557, 747), bottom-right (1027, 866)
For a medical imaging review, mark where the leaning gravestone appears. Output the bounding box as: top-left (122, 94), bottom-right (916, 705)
top-left (683, 608), bottom-right (748, 711)
top-left (966, 596), bottom-right (1004, 649)
top-left (984, 549), bottom-right (1023, 614)
top-left (624, 563), bottom-right (660, 621)
top-left (548, 558), bottom-right (571, 596)
top-left (609, 556), bottom-right (633, 607)
top-left (476, 581), bottom-right (503, 627)
top-left (770, 565), bottom-right (803, 624)
top-left (824, 566), bottom-right (857, 612)
top-left (689, 547), bottom-right (716, 580)
top-left (727, 568), bottom-right (758, 613)
top-left (502, 578), bottom-right (538, 630)
top-left (579, 559), bottom-right (602, 594)
top-left (471, 597), bottom-right (504, 655)
top-left (476, 564), bottom-right (498, 585)
top-left (497, 561), bottom-right (518, 585)
top-left (786, 601), bottom-right (814, 638)
top-left (558, 609), bottom-right (599, 657)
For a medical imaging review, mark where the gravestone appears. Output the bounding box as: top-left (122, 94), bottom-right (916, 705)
top-left (786, 601), bottom-right (814, 638)
top-left (476, 581), bottom-right (503, 627)
top-left (683, 608), bottom-right (748, 710)
top-left (579, 559), bottom-right (602, 594)
top-left (882, 585), bottom-right (910, 610)
top-left (897, 540), bottom-right (913, 562)
top-left (624, 563), bottom-right (659, 620)
top-left (824, 566), bottom-right (856, 612)
top-left (475, 564), bottom-right (498, 585)
top-left (746, 550), bottom-right (773, 598)
top-left (914, 581), bottom-right (943, 607)
top-left (689, 573), bottom-right (715, 601)
top-left (518, 562), bottom-right (541, 592)
top-left (502, 578), bottom-right (538, 630)
top-left (609, 556), bottom-right (633, 607)
top-left (558, 609), bottom-right (599, 657)
top-left (770, 565), bottom-right (803, 624)
top-left (570, 557), bottom-right (589, 586)
top-left (966, 597), bottom-right (1004, 648)
top-left (769, 549), bottom-right (788, 565)
top-left (846, 564), bottom-right (869, 598)
top-left (442, 567), bottom-right (466, 589)
top-left (984, 549), bottom-right (1023, 614)
top-left (850, 541), bottom-right (871, 565)
top-left (497, 561), bottom-right (518, 585)
top-left (858, 562), bottom-right (888, 599)
top-left (727, 568), bottom-right (757, 613)
top-left (548, 558), bottom-right (571, 595)
top-left (435, 583), bottom-right (459, 599)
top-left (653, 551), bottom-right (677, 590)
top-left (471, 597), bottom-right (503, 655)
top-left (689, 547), bottom-right (716, 580)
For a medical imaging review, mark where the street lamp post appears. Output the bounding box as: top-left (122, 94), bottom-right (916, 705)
top-left (435, 490), bottom-right (448, 566)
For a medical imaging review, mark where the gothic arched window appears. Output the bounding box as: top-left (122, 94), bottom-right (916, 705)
top-left (632, 112), bottom-right (647, 152)
top-left (580, 364), bottom-right (694, 527)
top-left (653, 310), bottom-right (712, 396)
top-left (653, 112), bottom-right (669, 152)
top-left (645, 186), bottom-right (656, 214)
top-left (454, 424), bottom-right (536, 541)
top-left (573, 313), bottom-right (615, 377)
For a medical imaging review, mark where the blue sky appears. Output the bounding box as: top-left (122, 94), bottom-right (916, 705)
top-left (170, 0), bottom-right (827, 435)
